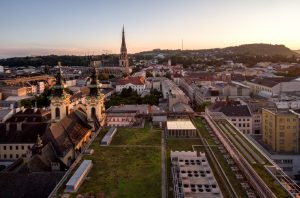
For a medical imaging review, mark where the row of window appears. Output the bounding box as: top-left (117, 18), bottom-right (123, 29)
top-left (1, 153), bottom-right (26, 159)
top-left (233, 123), bottom-right (250, 128)
top-left (279, 118), bottom-right (297, 122)
top-left (231, 118), bottom-right (250, 122)
top-left (2, 145), bottom-right (31, 150)
top-left (279, 125), bottom-right (297, 130)
top-left (274, 159), bottom-right (293, 164)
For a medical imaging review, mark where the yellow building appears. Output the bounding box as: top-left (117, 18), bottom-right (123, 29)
top-left (262, 108), bottom-right (299, 153)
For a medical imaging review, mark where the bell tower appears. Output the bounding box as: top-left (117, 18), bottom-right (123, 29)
top-left (119, 26), bottom-right (129, 74)
top-left (50, 62), bottom-right (70, 122)
top-left (86, 63), bottom-right (105, 126)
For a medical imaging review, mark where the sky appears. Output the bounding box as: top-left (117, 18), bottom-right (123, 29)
top-left (0, 0), bottom-right (300, 58)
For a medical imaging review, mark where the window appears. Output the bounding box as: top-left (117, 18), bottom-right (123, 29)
top-left (280, 132), bottom-right (284, 137)
top-left (21, 146), bottom-right (24, 150)
top-left (10, 154), bottom-right (13, 159)
top-left (28, 145), bottom-right (31, 149)
top-left (9, 146), bottom-right (12, 150)
top-left (91, 107), bottom-right (96, 117)
top-left (66, 106), bottom-right (69, 116)
top-left (16, 154), bottom-right (19, 158)
top-left (16, 146), bottom-right (18, 150)
top-left (4, 154), bottom-right (7, 159)
top-left (55, 107), bottom-right (60, 119)
top-left (279, 139), bottom-right (284, 144)
top-left (3, 146), bottom-right (6, 150)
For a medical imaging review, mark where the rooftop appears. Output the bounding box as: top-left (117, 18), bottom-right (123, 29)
top-left (167, 119), bottom-right (196, 130)
top-left (249, 77), bottom-right (296, 88)
top-left (171, 151), bottom-right (222, 198)
top-left (116, 76), bottom-right (145, 85)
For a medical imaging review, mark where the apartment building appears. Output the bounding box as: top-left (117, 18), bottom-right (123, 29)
top-left (262, 108), bottom-right (299, 153)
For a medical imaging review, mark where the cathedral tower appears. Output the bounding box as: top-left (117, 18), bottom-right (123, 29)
top-left (50, 62), bottom-right (70, 122)
top-left (86, 63), bottom-right (105, 126)
top-left (119, 26), bottom-right (129, 73)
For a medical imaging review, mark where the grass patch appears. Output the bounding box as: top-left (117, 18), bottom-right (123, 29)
top-left (59, 123), bottom-right (162, 198)
top-left (216, 120), bottom-right (289, 197)
top-left (221, 121), bottom-right (269, 164)
top-left (111, 122), bottom-right (161, 146)
top-left (253, 165), bottom-right (290, 198)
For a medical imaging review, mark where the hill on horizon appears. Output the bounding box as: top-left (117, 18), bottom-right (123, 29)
top-left (137, 43), bottom-right (298, 57)
top-left (225, 43), bottom-right (298, 56)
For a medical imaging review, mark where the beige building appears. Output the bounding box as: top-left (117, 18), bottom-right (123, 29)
top-left (262, 108), bottom-right (299, 153)
top-left (0, 109), bottom-right (50, 160)
top-left (0, 86), bottom-right (27, 99)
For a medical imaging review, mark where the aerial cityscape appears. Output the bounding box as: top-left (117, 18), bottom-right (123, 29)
top-left (1, 1), bottom-right (300, 198)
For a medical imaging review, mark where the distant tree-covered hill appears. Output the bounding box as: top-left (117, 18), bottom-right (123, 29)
top-left (0, 54), bottom-right (119, 67)
top-left (0, 43), bottom-right (298, 67)
top-left (225, 44), bottom-right (298, 56)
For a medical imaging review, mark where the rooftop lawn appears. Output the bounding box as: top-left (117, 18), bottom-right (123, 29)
top-left (111, 122), bottom-right (161, 146)
top-left (194, 118), bottom-right (248, 197)
top-left (215, 120), bottom-right (290, 197)
top-left (61, 123), bottom-right (162, 198)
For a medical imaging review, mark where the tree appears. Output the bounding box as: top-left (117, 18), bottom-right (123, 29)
top-left (146, 71), bottom-right (153, 77)
top-left (165, 72), bottom-right (172, 79)
top-left (21, 99), bottom-right (33, 108)
top-left (196, 102), bottom-right (211, 112)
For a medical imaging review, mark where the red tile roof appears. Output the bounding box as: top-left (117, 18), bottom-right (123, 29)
top-left (117, 76), bottom-right (145, 85)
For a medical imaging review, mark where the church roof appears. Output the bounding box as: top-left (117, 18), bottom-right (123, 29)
top-left (47, 110), bottom-right (92, 156)
top-left (116, 76), bottom-right (145, 86)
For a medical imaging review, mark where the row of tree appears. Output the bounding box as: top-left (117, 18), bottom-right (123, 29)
top-left (105, 87), bottom-right (162, 109)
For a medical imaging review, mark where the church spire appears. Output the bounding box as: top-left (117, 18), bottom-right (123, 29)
top-left (89, 61), bottom-right (100, 96)
top-left (53, 61), bottom-right (64, 97)
top-left (119, 26), bottom-right (129, 70)
top-left (121, 25), bottom-right (127, 52)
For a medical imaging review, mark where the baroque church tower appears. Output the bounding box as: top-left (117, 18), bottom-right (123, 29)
top-left (119, 26), bottom-right (129, 74)
top-left (50, 62), bottom-right (70, 122)
top-left (85, 63), bottom-right (105, 126)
